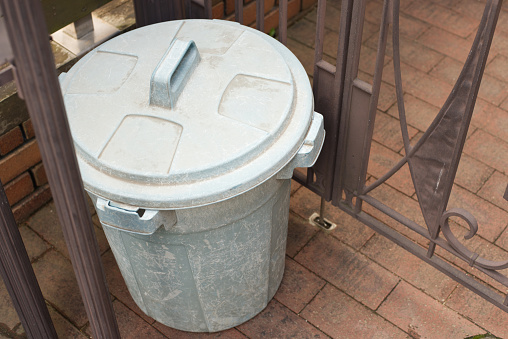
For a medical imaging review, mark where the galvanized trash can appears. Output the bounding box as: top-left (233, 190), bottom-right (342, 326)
top-left (60, 19), bottom-right (325, 332)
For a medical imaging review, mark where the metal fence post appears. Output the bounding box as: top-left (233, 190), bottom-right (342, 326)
top-left (0, 1), bottom-right (121, 338)
top-left (133, 0), bottom-right (186, 26)
top-left (0, 181), bottom-right (57, 338)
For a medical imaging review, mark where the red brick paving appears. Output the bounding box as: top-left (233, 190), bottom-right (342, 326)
top-left (18, 224), bottom-right (50, 261)
top-left (471, 99), bottom-right (508, 141)
top-left (286, 212), bottom-right (319, 258)
top-left (47, 306), bottom-right (88, 339)
top-left (445, 285), bottom-right (508, 338)
top-left (378, 281), bottom-right (484, 338)
top-left (405, 1), bottom-right (480, 38)
top-left (236, 299), bottom-right (327, 338)
top-left (373, 111), bottom-right (419, 152)
top-left (300, 284), bottom-right (407, 338)
top-left (465, 129), bottom-right (508, 174)
top-left (31, 251), bottom-right (89, 328)
top-left (0, 127), bottom-right (24, 156)
top-left (274, 257), bottom-right (326, 313)
top-left (361, 234), bottom-right (458, 302)
top-left (417, 27), bottom-right (472, 63)
top-left (367, 141), bottom-right (415, 196)
top-left (455, 153), bottom-right (494, 193)
top-left (449, 184), bottom-right (508, 242)
top-left (295, 232), bottom-right (400, 310)
top-left (2, 0), bottom-right (508, 338)
top-left (108, 301), bottom-right (166, 339)
top-left (0, 279), bottom-right (20, 330)
top-left (155, 322), bottom-right (247, 338)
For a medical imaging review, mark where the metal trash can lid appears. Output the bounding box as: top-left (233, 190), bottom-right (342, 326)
top-left (60, 19), bottom-right (314, 209)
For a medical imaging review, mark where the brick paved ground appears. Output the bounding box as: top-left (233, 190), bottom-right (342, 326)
top-left (2, 0), bottom-right (508, 338)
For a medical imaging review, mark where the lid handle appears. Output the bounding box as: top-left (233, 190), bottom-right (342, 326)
top-left (150, 39), bottom-right (201, 109)
top-left (95, 198), bottom-right (175, 235)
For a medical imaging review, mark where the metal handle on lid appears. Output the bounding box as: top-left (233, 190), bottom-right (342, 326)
top-left (149, 39), bottom-right (201, 109)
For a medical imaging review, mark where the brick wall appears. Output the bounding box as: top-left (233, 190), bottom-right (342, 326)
top-left (0, 116), bottom-right (51, 222)
top-left (0, 0), bottom-right (316, 223)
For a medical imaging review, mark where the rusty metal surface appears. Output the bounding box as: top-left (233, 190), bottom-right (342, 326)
top-left (0, 181), bottom-right (57, 338)
top-left (0, 0), bottom-right (121, 337)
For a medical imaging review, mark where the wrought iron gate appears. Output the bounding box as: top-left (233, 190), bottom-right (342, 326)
top-left (297, 0), bottom-right (508, 313)
top-left (0, 0), bottom-right (507, 336)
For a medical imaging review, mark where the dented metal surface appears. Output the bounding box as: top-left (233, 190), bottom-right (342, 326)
top-left (63, 19), bottom-right (323, 332)
top-left (60, 19), bottom-right (320, 209)
top-left (92, 178), bottom-right (291, 332)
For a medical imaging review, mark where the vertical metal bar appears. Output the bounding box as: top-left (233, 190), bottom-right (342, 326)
top-left (257, 0), bottom-right (265, 32)
top-left (278, 0), bottom-right (287, 44)
top-left (313, 0), bottom-right (327, 64)
top-left (133, 0), bottom-right (186, 27)
top-left (308, 0), bottom-right (339, 234)
top-left (204, 0), bottom-right (213, 19)
top-left (0, 182), bottom-right (57, 338)
top-left (0, 6), bottom-right (13, 64)
top-left (331, 0), bottom-right (371, 205)
top-left (303, 0), bottom-right (337, 197)
top-left (305, 0), bottom-right (357, 201)
top-left (186, 0), bottom-right (193, 19)
top-left (351, 0), bottom-right (391, 212)
top-left (0, 1), bottom-right (121, 338)
top-left (235, 0), bottom-right (243, 24)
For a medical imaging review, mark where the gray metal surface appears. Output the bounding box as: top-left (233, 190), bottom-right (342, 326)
top-left (61, 19), bottom-right (316, 209)
top-left (64, 18), bottom-right (323, 332)
top-left (93, 176), bottom-right (292, 332)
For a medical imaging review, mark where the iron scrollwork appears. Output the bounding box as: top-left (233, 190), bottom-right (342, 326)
top-left (440, 208), bottom-right (508, 270)
top-left (337, 0), bottom-right (508, 311)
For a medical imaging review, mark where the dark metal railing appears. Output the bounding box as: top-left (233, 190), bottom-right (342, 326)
top-left (0, 0), bottom-right (121, 337)
top-left (0, 181), bottom-right (57, 337)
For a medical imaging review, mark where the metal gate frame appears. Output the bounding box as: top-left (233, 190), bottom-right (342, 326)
top-left (300, 0), bottom-right (508, 313)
